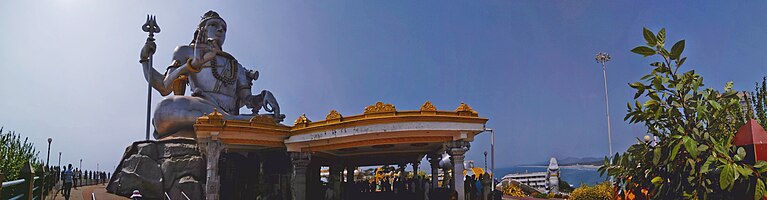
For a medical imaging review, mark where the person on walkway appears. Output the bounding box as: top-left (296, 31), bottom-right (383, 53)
top-left (62, 164), bottom-right (74, 200)
top-left (131, 190), bottom-right (143, 200)
top-left (424, 179), bottom-right (431, 200)
top-left (324, 186), bottom-right (335, 200)
top-left (72, 168), bottom-right (78, 189)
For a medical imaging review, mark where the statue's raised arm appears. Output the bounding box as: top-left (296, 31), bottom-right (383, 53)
top-left (139, 11), bottom-right (284, 139)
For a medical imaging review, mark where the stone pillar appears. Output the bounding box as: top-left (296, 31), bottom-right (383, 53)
top-left (412, 161), bottom-right (420, 193)
top-left (204, 139), bottom-right (223, 200)
top-left (290, 152), bottom-right (311, 200)
top-left (329, 165), bottom-right (342, 200)
top-left (307, 163), bottom-right (321, 198)
top-left (345, 166), bottom-right (355, 200)
top-left (448, 141), bottom-right (470, 200)
top-left (345, 166), bottom-right (354, 183)
top-left (427, 153), bottom-right (440, 189)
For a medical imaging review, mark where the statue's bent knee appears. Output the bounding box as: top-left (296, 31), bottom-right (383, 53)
top-left (153, 96), bottom-right (215, 139)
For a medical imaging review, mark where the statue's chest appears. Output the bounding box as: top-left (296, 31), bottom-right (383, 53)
top-left (191, 56), bottom-right (239, 93)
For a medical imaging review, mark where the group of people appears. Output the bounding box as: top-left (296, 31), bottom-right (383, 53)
top-left (57, 164), bottom-right (111, 200)
top-left (353, 176), bottom-right (421, 194)
top-left (464, 173), bottom-right (493, 200)
top-left (336, 173), bottom-right (495, 200)
top-left (330, 176), bottom-right (431, 200)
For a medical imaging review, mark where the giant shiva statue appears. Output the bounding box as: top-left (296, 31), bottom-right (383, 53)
top-left (140, 11), bottom-right (284, 139)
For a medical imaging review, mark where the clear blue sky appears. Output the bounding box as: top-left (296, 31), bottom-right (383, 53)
top-left (1, 1), bottom-right (766, 171)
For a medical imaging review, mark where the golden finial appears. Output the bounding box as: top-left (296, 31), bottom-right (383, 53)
top-left (294, 114), bottom-right (311, 126)
top-left (326, 110), bottom-right (342, 120)
top-left (420, 101), bottom-right (437, 111)
top-left (456, 102), bottom-right (478, 116)
top-left (364, 102), bottom-right (396, 114)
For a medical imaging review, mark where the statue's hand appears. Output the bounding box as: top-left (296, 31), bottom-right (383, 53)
top-left (140, 39), bottom-right (156, 62)
top-left (190, 46), bottom-right (221, 70)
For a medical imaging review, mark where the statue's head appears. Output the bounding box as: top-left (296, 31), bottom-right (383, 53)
top-left (192, 10), bottom-right (227, 49)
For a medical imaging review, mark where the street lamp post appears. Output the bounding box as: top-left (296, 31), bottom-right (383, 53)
top-left (483, 128), bottom-right (495, 192)
top-left (58, 152), bottom-right (62, 169)
top-left (46, 138), bottom-right (52, 168)
top-left (595, 52), bottom-right (613, 158)
top-left (483, 151), bottom-right (488, 171)
top-left (45, 137), bottom-right (52, 198)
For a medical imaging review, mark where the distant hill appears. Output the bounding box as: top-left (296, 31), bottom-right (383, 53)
top-left (525, 157), bottom-right (603, 166)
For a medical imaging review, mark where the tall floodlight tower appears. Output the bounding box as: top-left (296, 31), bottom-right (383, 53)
top-left (595, 52), bottom-right (613, 157)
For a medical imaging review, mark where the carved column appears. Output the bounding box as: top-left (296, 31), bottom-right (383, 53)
top-left (290, 152), bottom-right (311, 200)
top-left (448, 141), bottom-right (470, 200)
top-left (203, 139), bottom-right (223, 200)
top-left (428, 153), bottom-right (441, 189)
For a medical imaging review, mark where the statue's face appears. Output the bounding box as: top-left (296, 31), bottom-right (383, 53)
top-left (202, 18), bottom-right (227, 47)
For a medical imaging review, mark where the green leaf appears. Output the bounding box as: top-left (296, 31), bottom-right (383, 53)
top-left (670, 40), bottom-right (685, 59)
top-left (631, 46), bottom-right (656, 57)
top-left (737, 165), bottom-right (753, 177)
top-left (697, 144), bottom-right (709, 152)
top-left (701, 155), bottom-right (715, 173)
top-left (643, 27), bottom-right (658, 47)
top-left (683, 136), bottom-right (699, 158)
top-left (653, 147), bottom-right (662, 165)
top-left (755, 160), bottom-right (767, 169)
top-left (657, 28), bottom-right (666, 47)
top-left (738, 147), bottom-right (747, 160)
top-left (671, 140), bottom-right (682, 160)
top-left (708, 100), bottom-right (722, 110)
top-left (629, 82), bottom-right (644, 89)
top-left (644, 99), bottom-right (659, 107)
top-left (678, 57), bottom-right (687, 67)
top-left (720, 164), bottom-right (735, 190)
top-left (652, 176), bottom-right (664, 185)
top-left (756, 179), bottom-right (765, 200)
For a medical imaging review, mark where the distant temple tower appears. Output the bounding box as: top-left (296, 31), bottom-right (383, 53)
top-left (546, 157), bottom-right (560, 193)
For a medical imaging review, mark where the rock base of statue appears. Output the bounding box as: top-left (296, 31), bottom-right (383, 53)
top-left (106, 138), bottom-right (205, 199)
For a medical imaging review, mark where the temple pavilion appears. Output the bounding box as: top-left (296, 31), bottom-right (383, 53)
top-left (193, 101), bottom-right (489, 200)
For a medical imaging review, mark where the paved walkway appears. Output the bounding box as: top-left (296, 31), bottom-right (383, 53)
top-left (50, 184), bottom-right (127, 200)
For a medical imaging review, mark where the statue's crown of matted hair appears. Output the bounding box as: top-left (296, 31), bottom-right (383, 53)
top-left (199, 10), bottom-right (226, 26)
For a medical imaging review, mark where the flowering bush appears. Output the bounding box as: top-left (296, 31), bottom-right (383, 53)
top-left (569, 181), bottom-right (613, 200)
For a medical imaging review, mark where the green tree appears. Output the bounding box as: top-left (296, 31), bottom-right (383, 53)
top-left (599, 27), bottom-right (767, 199)
top-left (0, 127), bottom-right (42, 180)
top-left (751, 77), bottom-right (767, 127)
top-left (558, 177), bottom-right (574, 193)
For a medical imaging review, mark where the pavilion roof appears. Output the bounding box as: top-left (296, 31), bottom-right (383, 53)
top-left (734, 119), bottom-right (767, 146)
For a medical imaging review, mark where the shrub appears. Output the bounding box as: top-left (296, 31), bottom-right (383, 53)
top-left (0, 127), bottom-right (42, 180)
top-left (570, 181), bottom-right (613, 200)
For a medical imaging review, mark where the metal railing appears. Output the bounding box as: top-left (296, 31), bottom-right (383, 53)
top-left (0, 163), bottom-right (57, 200)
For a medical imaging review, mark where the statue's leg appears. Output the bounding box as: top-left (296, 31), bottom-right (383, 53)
top-left (153, 96), bottom-right (218, 139)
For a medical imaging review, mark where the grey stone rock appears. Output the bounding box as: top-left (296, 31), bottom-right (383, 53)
top-left (168, 175), bottom-right (204, 200)
top-left (111, 154), bottom-right (163, 198)
top-left (108, 138), bottom-right (206, 199)
top-left (159, 142), bottom-right (201, 158)
top-left (161, 155), bottom-right (204, 190)
top-left (136, 142), bottom-right (159, 160)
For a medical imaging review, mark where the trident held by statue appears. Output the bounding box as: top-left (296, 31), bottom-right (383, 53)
top-left (142, 15), bottom-right (160, 140)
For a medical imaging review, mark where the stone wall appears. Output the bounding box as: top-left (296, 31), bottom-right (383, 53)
top-left (107, 138), bottom-right (205, 199)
